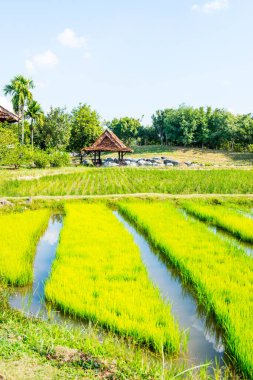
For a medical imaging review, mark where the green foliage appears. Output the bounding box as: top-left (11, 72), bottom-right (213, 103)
top-left (69, 103), bottom-right (102, 151)
top-left (0, 209), bottom-right (50, 285)
top-left (45, 203), bottom-right (180, 353)
top-left (33, 150), bottom-right (50, 168)
top-left (0, 127), bottom-right (19, 165)
top-left (181, 202), bottom-right (253, 243)
top-left (34, 107), bottom-right (71, 150)
top-left (49, 151), bottom-right (70, 167)
top-left (118, 201), bottom-right (253, 378)
top-left (107, 117), bottom-right (142, 146)
top-left (4, 75), bottom-right (35, 144)
top-left (150, 106), bottom-right (253, 150)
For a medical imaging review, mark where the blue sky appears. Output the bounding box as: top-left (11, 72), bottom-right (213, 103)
top-left (0, 0), bottom-right (252, 123)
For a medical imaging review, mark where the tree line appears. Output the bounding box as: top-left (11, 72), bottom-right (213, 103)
top-left (1, 75), bottom-right (253, 168)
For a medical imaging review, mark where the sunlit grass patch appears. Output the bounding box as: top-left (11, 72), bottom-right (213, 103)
top-left (118, 201), bottom-right (253, 378)
top-left (45, 203), bottom-right (180, 354)
top-left (0, 209), bottom-right (50, 285)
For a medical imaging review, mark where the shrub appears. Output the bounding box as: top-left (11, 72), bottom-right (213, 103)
top-left (33, 150), bottom-right (50, 168)
top-left (49, 151), bottom-right (70, 167)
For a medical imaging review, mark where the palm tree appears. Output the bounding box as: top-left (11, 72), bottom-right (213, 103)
top-left (4, 75), bottom-right (34, 144)
top-left (25, 100), bottom-right (44, 149)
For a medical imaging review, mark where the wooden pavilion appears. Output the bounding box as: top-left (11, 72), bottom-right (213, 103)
top-left (0, 106), bottom-right (18, 123)
top-left (83, 129), bottom-right (132, 166)
top-left (0, 105), bottom-right (18, 123)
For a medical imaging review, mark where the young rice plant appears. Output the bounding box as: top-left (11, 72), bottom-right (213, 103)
top-left (118, 201), bottom-right (253, 378)
top-left (45, 203), bottom-right (180, 354)
top-left (0, 209), bottom-right (50, 285)
top-left (181, 202), bottom-right (253, 243)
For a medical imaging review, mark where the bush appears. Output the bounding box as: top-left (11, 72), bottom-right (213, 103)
top-left (248, 144), bottom-right (253, 153)
top-left (49, 151), bottom-right (70, 167)
top-left (33, 150), bottom-right (50, 168)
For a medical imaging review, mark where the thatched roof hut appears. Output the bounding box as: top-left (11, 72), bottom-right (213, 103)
top-left (83, 129), bottom-right (132, 165)
top-left (0, 105), bottom-right (19, 123)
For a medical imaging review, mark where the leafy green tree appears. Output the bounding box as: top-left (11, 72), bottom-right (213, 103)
top-left (4, 75), bottom-right (34, 144)
top-left (34, 107), bottom-right (71, 150)
top-left (25, 100), bottom-right (44, 149)
top-left (152, 110), bottom-right (167, 145)
top-left (69, 103), bottom-right (102, 151)
top-left (107, 117), bottom-right (141, 146)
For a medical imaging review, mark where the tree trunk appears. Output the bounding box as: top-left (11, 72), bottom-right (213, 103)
top-left (31, 122), bottom-right (34, 149)
top-left (21, 106), bottom-right (25, 145)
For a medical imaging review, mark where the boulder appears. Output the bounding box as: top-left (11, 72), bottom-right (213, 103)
top-left (103, 162), bottom-right (119, 167)
top-left (163, 159), bottom-right (180, 166)
top-left (0, 199), bottom-right (13, 207)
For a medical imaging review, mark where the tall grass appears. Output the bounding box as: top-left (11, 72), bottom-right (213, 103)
top-left (0, 209), bottom-right (50, 285)
top-left (45, 203), bottom-right (180, 353)
top-left (181, 202), bottom-right (253, 243)
top-left (118, 201), bottom-right (253, 378)
top-left (1, 168), bottom-right (253, 196)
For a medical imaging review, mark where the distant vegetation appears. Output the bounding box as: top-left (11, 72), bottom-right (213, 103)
top-left (1, 75), bottom-right (253, 169)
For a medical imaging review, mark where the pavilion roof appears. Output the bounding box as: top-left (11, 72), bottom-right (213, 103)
top-left (0, 105), bottom-right (19, 123)
top-left (83, 129), bottom-right (132, 152)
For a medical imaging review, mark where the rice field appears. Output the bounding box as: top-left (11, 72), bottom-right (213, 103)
top-left (0, 209), bottom-right (50, 285)
top-left (1, 168), bottom-right (253, 196)
top-left (1, 198), bottom-right (253, 378)
top-left (181, 201), bottom-right (253, 243)
top-left (118, 201), bottom-right (253, 378)
top-left (45, 203), bottom-right (180, 353)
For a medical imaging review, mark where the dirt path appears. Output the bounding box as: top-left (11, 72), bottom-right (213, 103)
top-left (3, 193), bottom-right (253, 201)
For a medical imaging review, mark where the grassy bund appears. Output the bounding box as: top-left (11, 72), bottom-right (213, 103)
top-left (45, 203), bottom-right (180, 354)
top-left (119, 201), bottom-right (253, 378)
top-left (1, 168), bottom-right (253, 196)
top-left (181, 202), bottom-right (253, 243)
top-left (0, 209), bottom-right (50, 285)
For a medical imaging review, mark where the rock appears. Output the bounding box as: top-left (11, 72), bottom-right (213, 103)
top-left (184, 161), bottom-right (192, 166)
top-left (137, 160), bottom-right (147, 166)
top-left (0, 199), bottom-right (13, 207)
top-left (82, 160), bottom-right (89, 166)
top-left (163, 159), bottom-right (180, 166)
top-left (26, 197), bottom-right (32, 205)
top-left (103, 162), bottom-right (119, 167)
top-left (165, 163), bottom-right (173, 167)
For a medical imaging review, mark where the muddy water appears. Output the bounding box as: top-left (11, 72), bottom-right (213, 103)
top-left (114, 211), bottom-right (225, 366)
top-left (9, 215), bottom-right (63, 319)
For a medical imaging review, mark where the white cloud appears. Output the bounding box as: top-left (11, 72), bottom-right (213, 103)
top-left (57, 28), bottom-right (86, 48)
top-left (192, 0), bottom-right (229, 13)
top-left (25, 50), bottom-right (59, 72)
top-left (0, 96), bottom-right (14, 112)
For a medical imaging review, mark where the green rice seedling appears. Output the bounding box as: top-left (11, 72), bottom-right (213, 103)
top-left (1, 168), bottom-right (253, 196)
top-left (181, 201), bottom-right (253, 243)
top-left (0, 209), bottom-right (50, 285)
top-left (45, 203), bottom-right (180, 354)
top-left (118, 201), bottom-right (253, 378)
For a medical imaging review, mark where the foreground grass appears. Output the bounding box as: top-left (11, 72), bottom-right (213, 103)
top-left (0, 209), bottom-right (50, 285)
top-left (45, 203), bottom-right (180, 353)
top-left (181, 201), bottom-right (253, 243)
top-left (118, 201), bottom-right (253, 379)
top-left (1, 168), bottom-right (253, 196)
